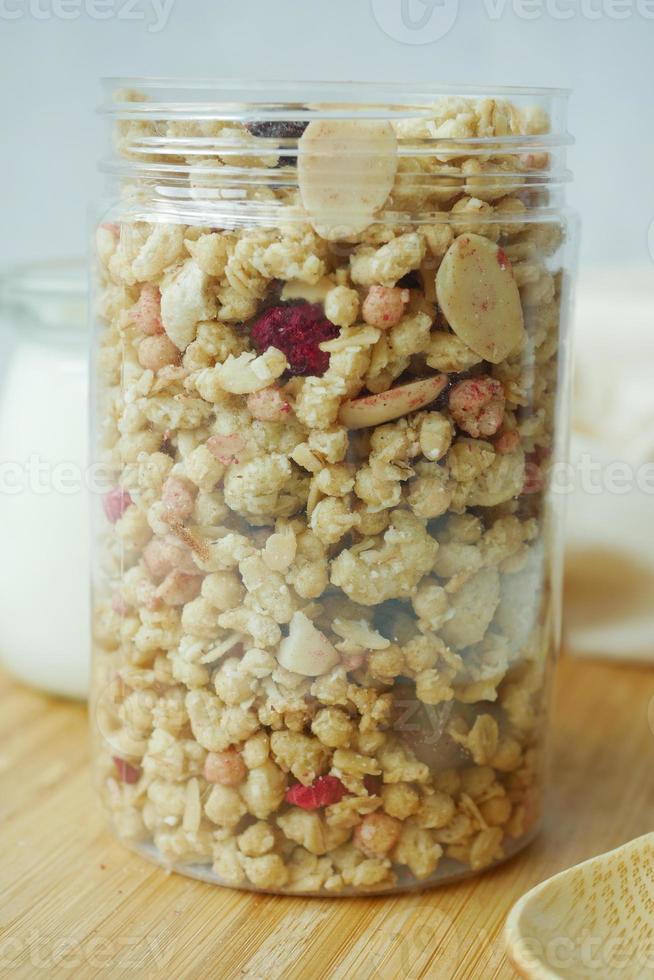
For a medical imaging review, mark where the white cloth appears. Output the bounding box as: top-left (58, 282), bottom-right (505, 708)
top-left (565, 267), bottom-right (654, 661)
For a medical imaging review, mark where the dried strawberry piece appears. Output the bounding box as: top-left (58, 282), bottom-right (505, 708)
top-left (523, 445), bottom-right (550, 494)
top-left (102, 488), bottom-right (132, 523)
top-left (523, 458), bottom-right (543, 494)
top-left (112, 756), bottom-right (140, 784)
top-left (285, 775), bottom-right (347, 810)
top-left (250, 303), bottom-right (339, 377)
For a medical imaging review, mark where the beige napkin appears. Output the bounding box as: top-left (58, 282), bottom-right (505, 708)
top-left (564, 268), bottom-right (654, 662)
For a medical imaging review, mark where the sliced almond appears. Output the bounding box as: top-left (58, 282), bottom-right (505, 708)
top-left (338, 374), bottom-right (447, 430)
top-left (505, 832), bottom-right (654, 980)
top-left (276, 611), bottom-right (340, 677)
top-left (298, 119), bottom-right (398, 240)
top-left (435, 234), bottom-right (525, 364)
top-left (213, 349), bottom-right (287, 394)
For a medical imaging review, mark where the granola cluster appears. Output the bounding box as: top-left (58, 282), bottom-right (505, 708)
top-left (92, 94), bottom-right (565, 894)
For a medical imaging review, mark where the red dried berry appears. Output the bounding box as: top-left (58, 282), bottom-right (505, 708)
top-left (522, 460), bottom-right (543, 494)
top-left (285, 775), bottom-right (347, 810)
top-left (250, 304), bottom-right (339, 377)
top-left (103, 488), bottom-right (132, 523)
top-left (523, 446), bottom-right (550, 494)
top-left (112, 756), bottom-right (140, 784)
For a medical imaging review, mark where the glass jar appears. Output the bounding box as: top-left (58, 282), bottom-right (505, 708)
top-left (91, 80), bottom-right (577, 895)
top-left (0, 261), bottom-right (90, 699)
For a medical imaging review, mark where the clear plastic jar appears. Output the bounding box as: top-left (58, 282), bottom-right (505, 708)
top-left (91, 80), bottom-right (577, 895)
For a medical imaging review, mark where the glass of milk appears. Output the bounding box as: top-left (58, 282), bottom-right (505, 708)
top-left (0, 261), bottom-right (89, 698)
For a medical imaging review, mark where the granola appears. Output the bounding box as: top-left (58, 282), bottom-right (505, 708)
top-left (92, 88), bottom-right (572, 895)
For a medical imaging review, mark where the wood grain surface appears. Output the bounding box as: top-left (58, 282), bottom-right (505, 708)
top-left (1, 654), bottom-right (653, 979)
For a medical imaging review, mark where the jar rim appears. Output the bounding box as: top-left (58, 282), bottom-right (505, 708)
top-left (100, 77), bottom-right (572, 157)
top-left (99, 79), bottom-right (572, 230)
top-left (101, 76), bottom-right (571, 101)
top-left (100, 78), bottom-right (571, 137)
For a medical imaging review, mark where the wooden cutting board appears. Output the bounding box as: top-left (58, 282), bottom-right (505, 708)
top-left (1, 654), bottom-right (653, 979)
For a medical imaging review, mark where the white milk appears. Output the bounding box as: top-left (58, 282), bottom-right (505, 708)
top-left (0, 262), bottom-right (89, 698)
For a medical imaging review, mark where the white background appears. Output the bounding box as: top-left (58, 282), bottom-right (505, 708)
top-left (0, 0), bottom-right (653, 272)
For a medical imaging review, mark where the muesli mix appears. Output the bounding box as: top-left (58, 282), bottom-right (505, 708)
top-left (92, 92), bottom-right (567, 894)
